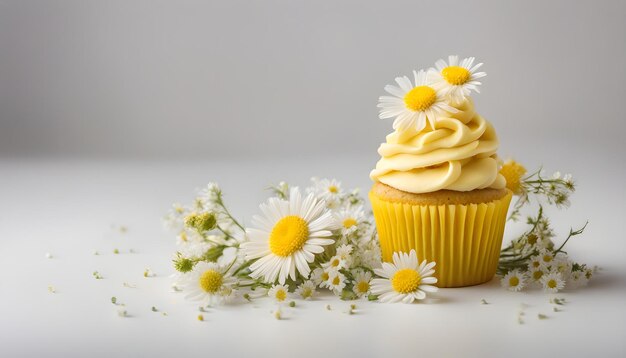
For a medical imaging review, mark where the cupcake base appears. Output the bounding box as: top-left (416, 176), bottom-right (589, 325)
top-left (369, 183), bottom-right (512, 288)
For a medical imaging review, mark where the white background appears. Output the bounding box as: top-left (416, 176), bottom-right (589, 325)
top-left (1, 1), bottom-right (625, 357)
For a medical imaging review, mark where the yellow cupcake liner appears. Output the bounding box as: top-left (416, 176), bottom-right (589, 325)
top-left (369, 190), bottom-right (512, 288)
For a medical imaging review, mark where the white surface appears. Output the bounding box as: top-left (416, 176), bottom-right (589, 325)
top-left (1, 158), bottom-right (624, 358)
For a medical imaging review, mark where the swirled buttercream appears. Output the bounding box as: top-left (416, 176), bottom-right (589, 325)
top-left (370, 98), bottom-right (506, 193)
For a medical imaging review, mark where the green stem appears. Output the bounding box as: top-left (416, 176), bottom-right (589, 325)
top-left (554, 221), bottom-right (588, 254)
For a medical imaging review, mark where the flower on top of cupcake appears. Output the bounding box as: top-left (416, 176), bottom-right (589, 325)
top-left (377, 55), bottom-right (485, 133)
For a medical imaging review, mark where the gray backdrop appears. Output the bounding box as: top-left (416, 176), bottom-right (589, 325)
top-left (1, 0), bottom-right (625, 167)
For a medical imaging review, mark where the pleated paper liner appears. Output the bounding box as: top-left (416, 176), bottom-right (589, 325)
top-left (369, 189), bottom-right (512, 288)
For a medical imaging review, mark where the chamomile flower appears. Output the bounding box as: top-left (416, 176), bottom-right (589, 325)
top-left (295, 280), bottom-right (317, 300)
top-left (242, 188), bottom-right (335, 284)
top-left (529, 267), bottom-right (546, 285)
top-left (501, 269), bottom-right (527, 292)
top-left (569, 270), bottom-right (588, 288)
top-left (370, 250), bottom-right (438, 303)
top-left (268, 284), bottom-right (290, 303)
top-left (333, 206), bottom-right (365, 236)
top-left (430, 55), bottom-right (486, 103)
top-left (324, 270), bottom-right (346, 294)
top-left (378, 69), bottom-right (457, 133)
top-left (527, 255), bottom-right (543, 271)
top-left (357, 245), bottom-right (382, 269)
top-left (554, 255), bottom-right (573, 279)
top-left (310, 267), bottom-right (332, 286)
top-left (308, 178), bottom-right (343, 207)
top-left (336, 244), bottom-right (353, 260)
top-left (323, 255), bottom-right (349, 271)
top-left (352, 270), bottom-right (372, 297)
top-left (539, 250), bottom-right (555, 267)
top-left (183, 262), bottom-right (237, 306)
top-left (540, 271), bottom-right (565, 293)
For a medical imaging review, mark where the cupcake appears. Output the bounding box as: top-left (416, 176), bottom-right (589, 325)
top-left (369, 56), bottom-right (512, 287)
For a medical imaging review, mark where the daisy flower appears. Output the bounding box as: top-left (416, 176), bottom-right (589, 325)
top-left (567, 271), bottom-right (586, 288)
top-left (310, 267), bottom-right (332, 286)
top-left (308, 178), bottom-right (344, 207)
top-left (541, 271), bottom-right (565, 293)
top-left (352, 270), bottom-right (372, 298)
top-left (568, 270), bottom-right (588, 288)
top-left (539, 249), bottom-right (555, 267)
top-left (336, 244), bottom-right (353, 260)
top-left (268, 284), bottom-right (290, 303)
top-left (378, 69), bottom-right (457, 133)
top-left (333, 206), bottom-right (365, 236)
top-left (323, 254), bottom-right (349, 271)
top-left (529, 267), bottom-right (546, 284)
top-left (370, 250), bottom-right (438, 303)
top-left (324, 270), bottom-right (346, 294)
top-left (295, 280), bottom-right (317, 300)
top-left (527, 255), bottom-right (543, 271)
top-left (357, 245), bottom-right (382, 270)
top-left (242, 188), bottom-right (335, 284)
top-left (430, 55), bottom-right (486, 103)
top-left (182, 262), bottom-right (237, 306)
top-left (501, 269), bottom-right (527, 292)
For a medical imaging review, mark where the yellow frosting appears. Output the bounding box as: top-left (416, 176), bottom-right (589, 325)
top-left (370, 98), bottom-right (506, 194)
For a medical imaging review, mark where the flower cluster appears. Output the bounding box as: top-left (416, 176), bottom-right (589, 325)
top-left (378, 55), bottom-right (485, 133)
top-left (164, 178), bottom-right (437, 306)
top-left (497, 161), bottom-right (593, 293)
top-left (164, 162), bottom-right (592, 307)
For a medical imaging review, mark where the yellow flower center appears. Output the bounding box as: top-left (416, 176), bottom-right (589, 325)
top-left (442, 66), bottom-right (471, 85)
top-left (543, 255), bottom-right (553, 263)
top-left (330, 258), bottom-right (341, 267)
top-left (332, 276), bottom-right (341, 286)
top-left (391, 268), bottom-right (421, 294)
top-left (343, 218), bottom-right (357, 229)
top-left (275, 289), bottom-right (287, 302)
top-left (509, 276), bottom-right (520, 287)
top-left (499, 160), bottom-right (527, 194)
top-left (547, 279), bottom-right (557, 289)
top-left (199, 269), bottom-right (223, 293)
top-left (532, 261), bottom-right (540, 268)
top-left (301, 287), bottom-right (313, 299)
top-left (404, 86), bottom-right (437, 112)
top-left (532, 270), bottom-right (543, 280)
top-left (356, 281), bottom-right (370, 293)
top-left (320, 271), bottom-right (330, 282)
top-left (328, 185), bottom-right (338, 193)
top-left (269, 215), bottom-right (309, 257)
top-left (527, 234), bottom-right (538, 245)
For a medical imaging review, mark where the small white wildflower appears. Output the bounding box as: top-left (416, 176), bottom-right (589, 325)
top-left (336, 244), bottom-right (353, 260)
top-left (568, 270), bottom-right (588, 288)
top-left (352, 270), bottom-right (372, 297)
top-left (323, 255), bottom-right (349, 271)
top-left (295, 280), bottom-right (316, 300)
top-left (501, 269), bottom-right (527, 292)
top-left (540, 271), bottom-right (565, 293)
top-left (307, 177), bottom-right (343, 207)
top-left (268, 284), bottom-right (289, 303)
top-left (324, 270), bottom-right (347, 294)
